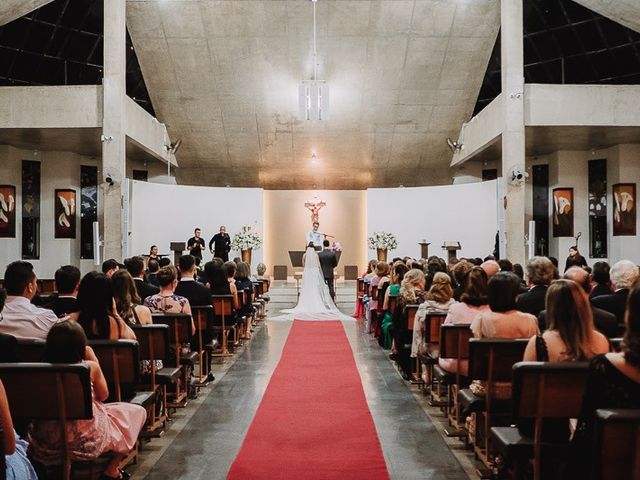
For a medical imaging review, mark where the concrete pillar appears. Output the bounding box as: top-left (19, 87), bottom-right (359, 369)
top-left (102, 0), bottom-right (127, 260)
top-left (501, 0), bottom-right (526, 264)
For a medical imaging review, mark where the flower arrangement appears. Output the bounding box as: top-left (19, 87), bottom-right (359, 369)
top-left (231, 225), bottom-right (262, 251)
top-left (368, 232), bottom-right (398, 250)
top-left (331, 241), bottom-right (342, 252)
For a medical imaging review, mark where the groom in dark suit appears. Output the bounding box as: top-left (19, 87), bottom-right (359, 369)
top-left (318, 240), bottom-right (338, 300)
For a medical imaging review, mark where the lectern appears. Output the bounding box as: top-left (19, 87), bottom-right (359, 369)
top-left (419, 241), bottom-right (431, 259)
top-left (170, 242), bottom-right (186, 265)
top-left (441, 241), bottom-right (461, 263)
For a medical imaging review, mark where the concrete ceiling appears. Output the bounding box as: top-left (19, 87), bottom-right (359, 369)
top-left (573, 0), bottom-right (640, 33)
top-left (0, 0), bottom-right (53, 26)
top-left (127, 0), bottom-right (500, 189)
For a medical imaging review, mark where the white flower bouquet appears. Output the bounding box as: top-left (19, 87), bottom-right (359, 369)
top-left (331, 241), bottom-right (343, 252)
top-left (231, 225), bottom-right (262, 251)
top-left (368, 232), bottom-right (398, 250)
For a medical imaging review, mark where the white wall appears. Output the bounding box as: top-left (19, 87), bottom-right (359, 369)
top-left (367, 181), bottom-right (499, 260)
top-left (129, 181), bottom-right (264, 267)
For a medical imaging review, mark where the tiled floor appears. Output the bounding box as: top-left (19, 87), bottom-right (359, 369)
top-left (131, 283), bottom-right (473, 479)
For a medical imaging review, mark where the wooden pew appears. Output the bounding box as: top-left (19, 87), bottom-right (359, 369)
top-left (490, 361), bottom-right (590, 480)
top-left (15, 338), bottom-right (45, 362)
top-left (190, 305), bottom-right (216, 384)
top-left (431, 324), bottom-right (472, 435)
top-left (131, 324), bottom-right (180, 431)
top-left (418, 314), bottom-right (446, 399)
top-left (0, 363), bottom-right (113, 480)
top-left (211, 295), bottom-right (236, 357)
top-left (151, 313), bottom-right (193, 407)
top-left (593, 409), bottom-right (640, 479)
top-left (458, 338), bottom-right (528, 469)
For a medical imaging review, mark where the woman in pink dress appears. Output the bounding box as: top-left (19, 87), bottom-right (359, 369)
top-left (29, 320), bottom-right (146, 480)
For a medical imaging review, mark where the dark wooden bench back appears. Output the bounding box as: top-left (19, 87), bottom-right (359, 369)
top-left (594, 409), bottom-right (640, 480)
top-left (131, 324), bottom-right (171, 362)
top-left (468, 338), bottom-right (528, 382)
top-left (424, 314), bottom-right (447, 344)
top-left (88, 340), bottom-right (140, 402)
top-left (0, 363), bottom-right (92, 420)
top-left (357, 278), bottom-right (365, 297)
top-left (405, 304), bottom-right (419, 331)
top-left (439, 324), bottom-right (472, 360)
top-left (512, 361), bottom-right (589, 421)
top-left (15, 338), bottom-right (46, 363)
top-left (211, 295), bottom-right (234, 325)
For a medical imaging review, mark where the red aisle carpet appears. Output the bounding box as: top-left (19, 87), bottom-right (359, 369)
top-left (227, 320), bottom-right (390, 480)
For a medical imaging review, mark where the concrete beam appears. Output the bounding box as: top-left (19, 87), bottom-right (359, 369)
top-left (525, 84), bottom-right (640, 127)
top-left (450, 94), bottom-right (504, 167)
top-left (125, 96), bottom-right (177, 167)
top-left (451, 83), bottom-right (640, 166)
top-left (0, 0), bottom-right (53, 26)
top-left (573, 1), bottom-right (640, 34)
top-left (0, 86), bottom-right (102, 129)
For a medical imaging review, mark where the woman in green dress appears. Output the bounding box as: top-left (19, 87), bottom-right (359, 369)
top-left (379, 263), bottom-right (409, 349)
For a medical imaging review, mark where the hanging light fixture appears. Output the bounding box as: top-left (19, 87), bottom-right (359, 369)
top-left (299, 0), bottom-right (329, 121)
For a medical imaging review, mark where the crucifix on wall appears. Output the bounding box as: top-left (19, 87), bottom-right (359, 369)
top-left (304, 195), bottom-right (326, 223)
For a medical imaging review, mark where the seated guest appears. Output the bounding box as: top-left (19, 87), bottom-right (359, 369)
top-left (101, 259), bottom-right (120, 278)
top-left (590, 261), bottom-right (612, 299)
top-left (591, 259), bottom-right (639, 323)
top-left (363, 259), bottom-right (378, 284)
top-left (472, 272), bottom-right (538, 339)
top-left (224, 261), bottom-right (237, 286)
top-left (206, 261), bottom-right (239, 311)
top-left (380, 263), bottom-right (409, 349)
top-left (71, 272), bottom-right (136, 341)
top-left (0, 378), bottom-right (38, 479)
top-left (158, 257), bottom-right (171, 268)
top-left (365, 261), bottom-right (389, 334)
top-left (29, 320), bottom-right (146, 480)
top-left (392, 269), bottom-right (426, 379)
top-left (424, 257), bottom-right (447, 291)
top-left (524, 279), bottom-right (609, 362)
top-left (175, 254), bottom-right (211, 306)
top-left (452, 261), bottom-right (472, 301)
top-left (481, 260), bottom-right (500, 279)
top-left (125, 256), bottom-right (159, 302)
top-left (516, 256), bottom-right (555, 317)
top-left (470, 272), bottom-right (538, 398)
top-left (111, 270), bottom-right (152, 326)
top-left (45, 265), bottom-right (81, 317)
top-left (144, 266), bottom-right (193, 321)
top-left (412, 272), bottom-right (455, 380)
top-left (146, 258), bottom-right (160, 287)
top-left (439, 267), bottom-right (490, 375)
top-left (538, 267), bottom-right (618, 337)
top-left (498, 259), bottom-right (513, 272)
top-left (234, 262), bottom-right (256, 315)
top-left (567, 279), bottom-right (640, 478)
top-left (0, 261), bottom-right (59, 340)
top-left (513, 263), bottom-right (528, 293)
top-left (255, 263), bottom-right (270, 301)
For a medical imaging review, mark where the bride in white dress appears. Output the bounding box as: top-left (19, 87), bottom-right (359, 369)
top-left (275, 246), bottom-right (353, 321)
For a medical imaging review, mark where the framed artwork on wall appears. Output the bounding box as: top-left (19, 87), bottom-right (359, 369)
top-left (55, 189), bottom-right (76, 238)
top-left (0, 185), bottom-right (16, 238)
top-left (553, 187), bottom-right (574, 237)
top-left (613, 183), bottom-right (636, 236)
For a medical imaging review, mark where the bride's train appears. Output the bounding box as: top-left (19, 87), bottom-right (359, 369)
top-left (272, 247), bottom-right (354, 322)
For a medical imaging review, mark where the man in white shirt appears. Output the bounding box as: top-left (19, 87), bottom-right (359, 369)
top-left (1, 261), bottom-right (60, 340)
top-left (306, 222), bottom-right (325, 250)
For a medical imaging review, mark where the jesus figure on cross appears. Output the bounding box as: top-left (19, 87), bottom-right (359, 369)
top-left (304, 197), bottom-right (326, 224)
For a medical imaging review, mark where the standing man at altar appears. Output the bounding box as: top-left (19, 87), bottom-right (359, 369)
top-left (306, 222), bottom-right (324, 250)
top-left (209, 225), bottom-right (231, 261)
top-left (187, 227), bottom-right (206, 260)
top-left (318, 239), bottom-right (338, 300)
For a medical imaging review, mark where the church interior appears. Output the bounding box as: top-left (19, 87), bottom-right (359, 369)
top-left (1, 0), bottom-right (640, 479)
